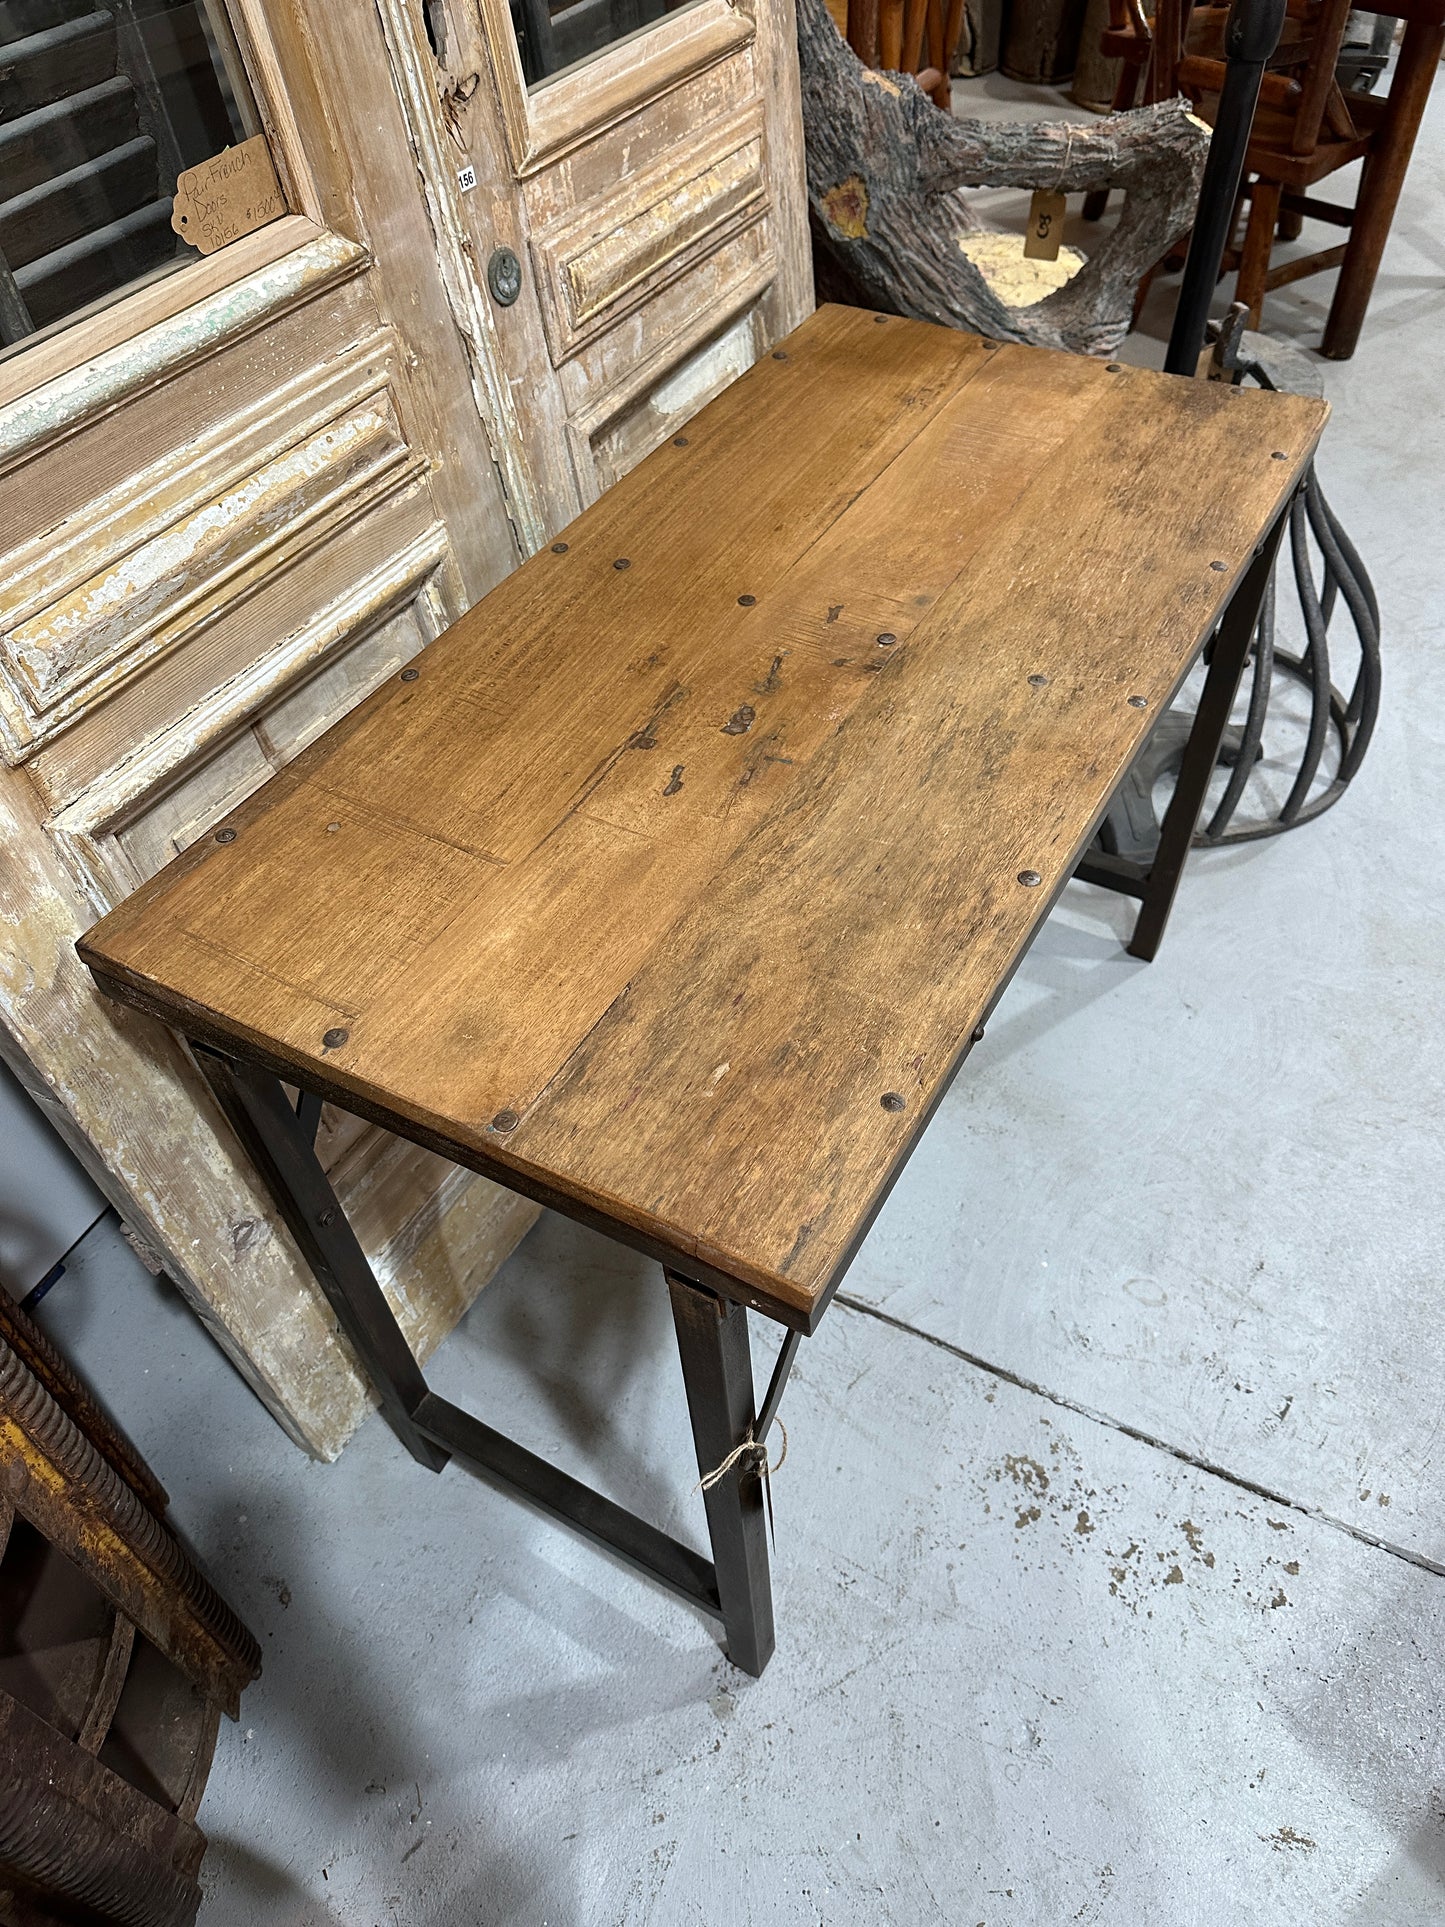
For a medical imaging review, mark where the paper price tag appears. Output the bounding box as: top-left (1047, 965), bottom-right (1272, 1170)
top-left (171, 136), bottom-right (286, 256)
top-left (1024, 189), bottom-right (1066, 262)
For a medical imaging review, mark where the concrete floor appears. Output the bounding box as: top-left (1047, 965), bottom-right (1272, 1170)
top-left (34, 74), bottom-right (1445, 1926)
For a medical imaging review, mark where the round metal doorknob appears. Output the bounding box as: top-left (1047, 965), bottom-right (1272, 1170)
top-left (487, 246), bottom-right (522, 307)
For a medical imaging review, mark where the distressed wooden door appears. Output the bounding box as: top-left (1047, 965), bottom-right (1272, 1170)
top-left (0, 0), bottom-right (809, 1457)
top-left (410, 0), bottom-right (811, 525)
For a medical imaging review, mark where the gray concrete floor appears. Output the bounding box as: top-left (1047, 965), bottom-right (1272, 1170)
top-left (34, 75), bottom-right (1445, 1926)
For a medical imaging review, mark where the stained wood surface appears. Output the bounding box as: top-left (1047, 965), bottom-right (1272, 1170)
top-left (80, 305), bottom-right (1326, 1329)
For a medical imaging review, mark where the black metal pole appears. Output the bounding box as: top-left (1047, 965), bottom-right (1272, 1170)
top-left (1163, 0), bottom-right (1288, 376)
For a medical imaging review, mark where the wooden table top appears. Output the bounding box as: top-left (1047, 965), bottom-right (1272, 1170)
top-left (80, 306), bottom-right (1326, 1330)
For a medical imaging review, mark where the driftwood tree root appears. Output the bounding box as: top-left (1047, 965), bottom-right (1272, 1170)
top-left (798, 0), bottom-right (1209, 354)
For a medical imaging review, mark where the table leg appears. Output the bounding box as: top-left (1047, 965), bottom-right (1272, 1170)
top-left (667, 1271), bottom-right (775, 1677)
top-left (1127, 505), bottom-right (1290, 962)
top-left (190, 1046), bottom-right (449, 1473)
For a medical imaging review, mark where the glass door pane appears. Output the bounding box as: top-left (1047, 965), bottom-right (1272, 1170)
top-left (510, 0), bottom-right (703, 87)
top-left (0, 0), bottom-right (274, 354)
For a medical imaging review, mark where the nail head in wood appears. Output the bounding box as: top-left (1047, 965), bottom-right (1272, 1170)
top-left (322, 1027), bottom-right (349, 1048)
top-left (876, 632), bottom-right (897, 647)
top-left (326, 822), bottom-right (340, 833)
top-left (1028, 673), bottom-right (1048, 687)
top-left (1106, 363), bottom-right (1122, 372)
top-left (1018, 869), bottom-right (1042, 887)
top-left (551, 541), bottom-right (569, 553)
top-left (738, 594), bottom-right (756, 606)
top-left (673, 436), bottom-right (689, 446)
top-left (772, 351), bottom-right (789, 360)
top-left (1271, 450), bottom-right (1288, 460)
top-left (880, 1091), bottom-right (906, 1112)
top-left (613, 558), bottom-right (631, 571)
top-left (491, 1109), bottom-right (520, 1132)
top-left (1210, 560), bottom-right (1227, 572)
top-left (400, 667), bottom-right (420, 681)
top-left (214, 828), bottom-right (237, 844)
top-left (1128, 694), bottom-right (1149, 708)
top-left (972, 1025), bottom-right (986, 1041)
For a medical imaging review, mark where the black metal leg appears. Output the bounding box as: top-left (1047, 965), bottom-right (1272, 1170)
top-left (666, 1270), bottom-right (775, 1677)
top-left (193, 1043), bottom-right (791, 1656)
top-left (1127, 509), bottom-right (1290, 962)
top-left (190, 1046), bottom-right (449, 1473)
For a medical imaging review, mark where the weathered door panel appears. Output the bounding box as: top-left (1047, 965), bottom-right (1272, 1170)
top-left (414, 0), bottom-right (811, 517)
top-left (0, 0), bottom-right (542, 1458)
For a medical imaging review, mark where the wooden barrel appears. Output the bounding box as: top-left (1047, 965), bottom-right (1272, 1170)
top-left (952, 0), bottom-right (1004, 73)
top-left (1000, 0), bottom-right (1090, 81)
top-left (1070, 0), bottom-right (1123, 106)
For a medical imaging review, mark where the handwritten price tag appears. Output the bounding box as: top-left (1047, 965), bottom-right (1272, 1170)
top-left (171, 137), bottom-right (286, 256)
top-left (1024, 188), bottom-right (1066, 262)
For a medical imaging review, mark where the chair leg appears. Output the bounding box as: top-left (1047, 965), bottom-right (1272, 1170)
top-left (1320, 17), bottom-right (1445, 360)
top-left (1235, 178), bottom-right (1281, 328)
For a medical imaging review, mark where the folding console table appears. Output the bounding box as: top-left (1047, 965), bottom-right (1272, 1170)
top-left (79, 306), bottom-right (1326, 1676)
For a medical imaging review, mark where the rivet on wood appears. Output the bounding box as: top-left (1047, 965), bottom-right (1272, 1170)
top-left (1128, 694), bottom-right (1148, 708)
top-left (874, 314), bottom-right (888, 324)
top-left (318, 1208), bottom-right (337, 1227)
top-left (214, 827), bottom-right (237, 844)
top-left (738, 594), bottom-right (756, 606)
top-left (322, 1027), bottom-right (349, 1048)
top-left (1018, 869), bottom-right (1042, 887)
top-left (773, 351), bottom-right (789, 361)
top-left (1210, 560), bottom-right (1227, 572)
top-left (971, 1025), bottom-right (986, 1042)
top-left (326, 822), bottom-right (340, 833)
top-left (673, 436), bottom-right (689, 447)
top-left (1106, 363), bottom-right (1122, 372)
top-left (1271, 451), bottom-right (1288, 461)
top-left (551, 541), bottom-right (569, 553)
top-left (876, 632), bottom-right (897, 647)
top-left (400, 667), bottom-right (420, 681)
top-left (491, 1109), bottom-right (520, 1132)
top-left (880, 1091), bottom-right (906, 1112)
top-left (1028, 673), bottom-right (1048, 687)
top-left (613, 558), bottom-right (631, 571)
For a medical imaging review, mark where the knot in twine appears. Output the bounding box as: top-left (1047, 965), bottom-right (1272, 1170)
top-left (696, 1416), bottom-right (788, 1493)
top-left (1055, 127), bottom-right (1075, 189)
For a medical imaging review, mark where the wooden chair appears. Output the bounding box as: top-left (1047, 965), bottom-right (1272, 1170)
top-left (1181, 0), bottom-right (1444, 356)
top-left (1085, 0), bottom-right (1445, 356)
top-left (845, 0), bottom-right (966, 107)
top-left (1079, 0), bottom-right (1201, 215)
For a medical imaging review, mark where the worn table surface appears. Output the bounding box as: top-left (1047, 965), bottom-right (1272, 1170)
top-left (79, 305), bottom-right (1326, 1329)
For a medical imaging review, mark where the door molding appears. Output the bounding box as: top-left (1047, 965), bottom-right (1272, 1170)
top-left (0, 225), bottom-right (366, 470)
top-left (489, 0), bottom-right (757, 177)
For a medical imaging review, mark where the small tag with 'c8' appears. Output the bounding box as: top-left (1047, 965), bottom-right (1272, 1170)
top-left (1024, 189), bottom-right (1066, 262)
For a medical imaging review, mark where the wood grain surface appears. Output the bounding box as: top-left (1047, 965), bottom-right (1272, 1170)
top-left (79, 306), bottom-right (1326, 1328)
